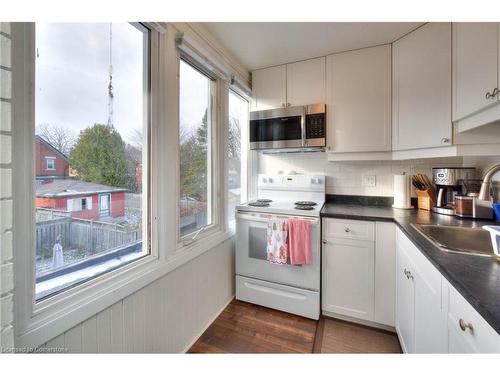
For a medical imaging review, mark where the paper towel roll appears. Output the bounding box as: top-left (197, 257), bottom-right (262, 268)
top-left (393, 174), bottom-right (413, 209)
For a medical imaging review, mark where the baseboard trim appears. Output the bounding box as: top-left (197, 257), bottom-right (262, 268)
top-left (322, 310), bottom-right (396, 333)
top-left (182, 295), bottom-right (235, 353)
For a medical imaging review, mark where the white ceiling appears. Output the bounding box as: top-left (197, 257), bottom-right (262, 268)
top-left (202, 22), bottom-right (424, 71)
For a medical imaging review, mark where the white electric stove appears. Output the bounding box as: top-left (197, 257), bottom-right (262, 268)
top-left (235, 174), bottom-right (325, 320)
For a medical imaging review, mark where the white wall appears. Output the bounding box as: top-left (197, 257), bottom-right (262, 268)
top-left (257, 152), bottom-right (500, 197)
top-left (41, 238), bottom-right (234, 353)
top-left (0, 21), bottom-right (14, 351)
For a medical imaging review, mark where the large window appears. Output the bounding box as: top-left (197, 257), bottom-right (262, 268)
top-left (179, 59), bottom-right (214, 237)
top-left (34, 23), bottom-right (150, 301)
top-left (228, 90), bottom-right (248, 223)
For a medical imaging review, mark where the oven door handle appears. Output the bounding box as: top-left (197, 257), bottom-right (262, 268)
top-left (235, 212), bottom-right (320, 226)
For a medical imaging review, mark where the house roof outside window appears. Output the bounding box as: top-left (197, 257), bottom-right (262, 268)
top-left (36, 178), bottom-right (127, 198)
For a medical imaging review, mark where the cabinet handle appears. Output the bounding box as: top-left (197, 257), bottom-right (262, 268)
top-left (441, 137), bottom-right (450, 144)
top-left (344, 227), bottom-right (351, 233)
top-left (459, 318), bottom-right (473, 332)
top-left (404, 268), bottom-right (414, 280)
top-left (492, 88), bottom-right (499, 98)
top-left (322, 239), bottom-right (327, 245)
top-left (287, 102), bottom-right (291, 107)
top-left (486, 91), bottom-right (493, 99)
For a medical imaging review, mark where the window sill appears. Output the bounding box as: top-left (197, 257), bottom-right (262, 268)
top-left (16, 228), bottom-right (234, 348)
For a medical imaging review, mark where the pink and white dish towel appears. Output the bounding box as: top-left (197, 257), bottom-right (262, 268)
top-left (288, 218), bottom-right (312, 265)
top-left (266, 218), bottom-right (288, 265)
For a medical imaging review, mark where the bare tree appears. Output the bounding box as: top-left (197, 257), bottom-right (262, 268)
top-left (130, 128), bottom-right (143, 151)
top-left (37, 123), bottom-right (76, 156)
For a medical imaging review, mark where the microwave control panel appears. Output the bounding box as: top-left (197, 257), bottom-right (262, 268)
top-left (305, 113), bottom-right (326, 139)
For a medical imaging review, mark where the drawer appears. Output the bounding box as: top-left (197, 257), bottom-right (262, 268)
top-left (323, 218), bottom-right (375, 241)
top-left (448, 285), bottom-right (500, 353)
top-left (236, 275), bottom-right (320, 320)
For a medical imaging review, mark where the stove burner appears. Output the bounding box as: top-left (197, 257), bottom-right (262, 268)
top-left (295, 201), bottom-right (317, 206)
top-left (294, 205), bottom-right (315, 210)
top-left (248, 201), bottom-right (270, 207)
top-left (257, 199), bottom-right (273, 203)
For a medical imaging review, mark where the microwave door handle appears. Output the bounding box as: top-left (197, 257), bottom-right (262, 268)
top-left (301, 107), bottom-right (306, 147)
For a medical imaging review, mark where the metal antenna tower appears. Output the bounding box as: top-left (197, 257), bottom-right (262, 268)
top-left (107, 23), bottom-right (114, 127)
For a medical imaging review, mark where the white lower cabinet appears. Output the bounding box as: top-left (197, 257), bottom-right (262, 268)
top-left (396, 227), bottom-right (500, 353)
top-left (322, 219), bottom-right (395, 327)
top-left (396, 228), bottom-right (447, 353)
top-left (447, 283), bottom-right (500, 353)
top-left (395, 244), bottom-right (415, 352)
top-left (322, 237), bottom-right (375, 321)
top-left (323, 219), bottom-right (500, 353)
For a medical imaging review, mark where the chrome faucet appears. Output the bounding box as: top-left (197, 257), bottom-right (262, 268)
top-left (473, 163), bottom-right (500, 219)
top-left (478, 163), bottom-right (500, 201)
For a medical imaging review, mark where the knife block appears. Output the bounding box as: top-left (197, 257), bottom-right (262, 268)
top-left (416, 189), bottom-right (436, 211)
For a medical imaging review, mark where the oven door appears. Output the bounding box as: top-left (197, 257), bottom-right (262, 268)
top-left (249, 107), bottom-right (305, 150)
top-left (235, 211), bottom-right (320, 291)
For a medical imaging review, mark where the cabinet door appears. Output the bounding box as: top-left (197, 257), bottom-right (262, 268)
top-left (448, 284), bottom-right (500, 353)
top-left (413, 263), bottom-right (447, 352)
top-left (286, 57), bottom-right (325, 106)
top-left (374, 222), bottom-right (395, 327)
top-left (453, 23), bottom-right (499, 121)
top-left (322, 238), bottom-right (375, 321)
top-left (392, 23), bottom-right (452, 150)
top-left (326, 45), bottom-right (391, 152)
top-left (395, 244), bottom-right (414, 353)
top-left (251, 65), bottom-right (286, 111)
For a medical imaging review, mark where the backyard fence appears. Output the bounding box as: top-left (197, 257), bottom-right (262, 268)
top-left (36, 216), bottom-right (142, 256)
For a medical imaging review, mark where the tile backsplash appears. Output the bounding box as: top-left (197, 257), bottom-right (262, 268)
top-left (257, 152), bottom-right (500, 197)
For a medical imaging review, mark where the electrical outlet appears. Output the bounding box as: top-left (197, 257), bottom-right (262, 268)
top-left (362, 175), bottom-right (376, 187)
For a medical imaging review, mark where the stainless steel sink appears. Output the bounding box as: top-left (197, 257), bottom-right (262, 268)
top-left (411, 224), bottom-right (495, 257)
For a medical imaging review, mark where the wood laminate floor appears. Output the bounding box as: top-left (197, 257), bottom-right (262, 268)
top-left (188, 299), bottom-right (402, 354)
top-left (315, 317), bottom-right (402, 353)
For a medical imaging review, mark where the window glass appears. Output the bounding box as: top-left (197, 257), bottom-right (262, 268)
top-left (228, 90), bottom-right (248, 222)
top-left (179, 59), bottom-right (213, 237)
top-left (34, 23), bottom-right (149, 301)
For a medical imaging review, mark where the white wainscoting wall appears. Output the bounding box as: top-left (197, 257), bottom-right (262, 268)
top-left (41, 238), bottom-right (235, 353)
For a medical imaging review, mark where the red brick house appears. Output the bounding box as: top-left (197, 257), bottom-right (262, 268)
top-left (35, 135), bottom-right (70, 181)
top-left (36, 179), bottom-right (127, 220)
top-left (35, 135), bottom-right (127, 221)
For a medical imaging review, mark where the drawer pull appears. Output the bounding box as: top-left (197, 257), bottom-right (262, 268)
top-left (459, 318), bottom-right (474, 332)
top-left (344, 227), bottom-right (351, 233)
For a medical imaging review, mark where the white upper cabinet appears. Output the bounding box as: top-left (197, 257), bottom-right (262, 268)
top-left (326, 45), bottom-right (391, 153)
top-left (452, 23), bottom-right (499, 122)
top-left (251, 58), bottom-right (326, 111)
top-left (392, 23), bottom-right (452, 151)
top-left (251, 65), bottom-right (286, 111)
top-left (286, 57), bottom-right (326, 107)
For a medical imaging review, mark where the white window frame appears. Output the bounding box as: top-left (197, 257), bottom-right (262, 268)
top-left (226, 89), bottom-right (249, 231)
top-left (12, 22), bottom-right (236, 349)
top-left (12, 22), bottom-right (161, 348)
top-left (45, 156), bottom-right (55, 170)
top-left (176, 55), bottom-right (225, 249)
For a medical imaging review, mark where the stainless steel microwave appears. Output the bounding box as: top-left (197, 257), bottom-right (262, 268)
top-left (249, 103), bottom-right (326, 150)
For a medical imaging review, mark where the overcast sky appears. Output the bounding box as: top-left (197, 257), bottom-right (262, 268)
top-left (35, 23), bottom-right (209, 145)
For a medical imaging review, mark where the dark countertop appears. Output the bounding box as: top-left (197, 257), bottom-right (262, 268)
top-left (321, 201), bottom-right (500, 335)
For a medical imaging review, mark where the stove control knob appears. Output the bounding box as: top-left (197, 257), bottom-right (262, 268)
top-left (268, 178), bottom-right (274, 183)
top-left (262, 178), bottom-right (268, 183)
